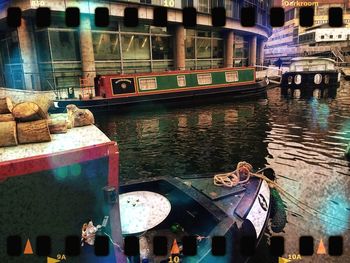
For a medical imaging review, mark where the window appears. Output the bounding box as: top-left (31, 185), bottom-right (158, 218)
top-left (338, 35), bottom-right (342, 38)
top-left (321, 35), bottom-right (325, 39)
top-left (197, 73), bottom-right (212, 85)
top-left (49, 30), bottom-right (80, 61)
top-left (139, 78), bottom-right (157, 90)
top-left (198, 0), bottom-right (210, 13)
top-left (122, 35), bottom-right (150, 60)
top-left (92, 32), bottom-right (120, 60)
top-left (330, 35), bottom-right (333, 39)
top-left (177, 75), bottom-right (186, 87)
top-left (151, 35), bottom-right (173, 60)
top-left (225, 71), bottom-right (239, 82)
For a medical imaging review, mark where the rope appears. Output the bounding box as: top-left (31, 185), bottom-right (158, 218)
top-left (213, 161), bottom-right (253, 187)
top-left (213, 162), bottom-right (349, 229)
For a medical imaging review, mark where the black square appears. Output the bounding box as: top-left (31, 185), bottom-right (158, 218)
top-left (124, 236), bottom-right (139, 256)
top-left (299, 7), bottom-right (314, 27)
top-left (183, 7), bottom-right (197, 28)
top-left (153, 236), bottom-right (167, 256)
top-left (65, 7), bottom-right (80, 27)
top-left (182, 236), bottom-right (197, 256)
top-left (270, 236), bottom-right (284, 256)
top-left (299, 236), bottom-right (314, 256)
top-left (241, 7), bottom-right (256, 27)
top-left (7, 236), bottom-right (21, 256)
top-left (65, 236), bottom-right (81, 256)
top-left (36, 7), bottom-right (51, 27)
top-left (211, 7), bottom-right (226, 27)
top-left (36, 236), bottom-right (51, 256)
top-left (329, 236), bottom-right (343, 256)
top-left (270, 7), bottom-right (284, 27)
top-left (95, 7), bottom-right (109, 27)
top-left (7, 7), bottom-right (21, 27)
top-left (153, 7), bottom-right (167, 27)
top-left (124, 8), bottom-right (139, 27)
top-left (329, 7), bottom-right (343, 27)
top-left (94, 236), bottom-right (109, 256)
top-left (240, 235), bottom-right (255, 256)
top-left (212, 236), bottom-right (226, 256)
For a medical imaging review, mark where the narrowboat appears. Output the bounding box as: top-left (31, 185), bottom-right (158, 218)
top-left (280, 57), bottom-right (341, 97)
top-left (0, 123), bottom-right (272, 263)
top-left (52, 67), bottom-right (268, 111)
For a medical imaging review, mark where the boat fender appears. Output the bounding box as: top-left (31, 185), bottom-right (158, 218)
top-left (269, 189), bottom-right (287, 233)
top-left (265, 76), bottom-right (270, 85)
top-left (345, 143), bottom-right (350, 159)
top-left (239, 219), bottom-right (257, 253)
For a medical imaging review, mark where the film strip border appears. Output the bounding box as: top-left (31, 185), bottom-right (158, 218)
top-left (6, 6), bottom-right (345, 28)
top-left (6, 235), bottom-right (344, 257)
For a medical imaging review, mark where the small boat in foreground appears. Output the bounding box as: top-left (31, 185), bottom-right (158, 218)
top-left (0, 124), bottom-right (272, 263)
top-left (52, 67), bottom-right (268, 112)
top-left (280, 57), bottom-right (341, 98)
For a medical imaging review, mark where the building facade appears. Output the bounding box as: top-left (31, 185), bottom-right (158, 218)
top-left (265, 0), bottom-right (350, 65)
top-left (0, 0), bottom-right (272, 91)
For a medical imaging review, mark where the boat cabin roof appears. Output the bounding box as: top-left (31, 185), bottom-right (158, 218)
top-left (289, 57), bottom-right (336, 72)
top-left (291, 57), bottom-right (336, 64)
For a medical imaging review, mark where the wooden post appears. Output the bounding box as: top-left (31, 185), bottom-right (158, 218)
top-left (0, 97), bottom-right (13, 113)
top-left (17, 119), bottom-right (51, 144)
top-left (0, 121), bottom-right (18, 146)
top-left (12, 102), bottom-right (47, 122)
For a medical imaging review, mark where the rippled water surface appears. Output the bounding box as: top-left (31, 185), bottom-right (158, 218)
top-left (95, 82), bottom-right (350, 262)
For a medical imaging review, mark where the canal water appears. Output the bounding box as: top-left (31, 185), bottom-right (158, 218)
top-left (95, 82), bottom-right (350, 263)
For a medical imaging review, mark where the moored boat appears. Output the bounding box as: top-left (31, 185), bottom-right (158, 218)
top-left (0, 123), bottom-right (272, 263)
top-left (280, 57), bottom-right (341, 97)
top-left (52, 67), bottom-right (268, 112)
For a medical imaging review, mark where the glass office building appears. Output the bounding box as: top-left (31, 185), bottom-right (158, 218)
top-left (0, 0), bottom-right (272, 91)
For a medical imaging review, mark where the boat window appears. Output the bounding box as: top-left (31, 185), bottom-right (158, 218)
top-left (225, 71), bottom-right (239, 82)
top-left (197, 73), bottom-right (212, 85)
top-left (338, 35), bottom-right (342, 38)
top-left (321, 35), bottom-right (325, 39)
top-left (139, 77), bottom-right (157, 91)
top-left (330, 35), bottom-right (333, 39)
top-left (177, 75), bottom-right (186, 87)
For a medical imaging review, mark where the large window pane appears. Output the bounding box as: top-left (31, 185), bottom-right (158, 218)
top-left (122, 35), bottom-right (150, 60)
top-left (234, 35), bottom-right (249, 59)
top-left (198, 0), bottom-right (209, 13)
top-left (151, 36), bottom-right (173, 60)
top-left (36, 30), bottom-right (51, 62)
top-left (212, 39), bottom-right (223, 58)
top-left (49, 30), bottom-right (80, 61)
top-left (185, 35), bottom-right (195, 59)
top-left (197, 38), bottom-right (211, 59)
top-left (8, 32), bottom-right (21, 63)
top-left (0, 40), bottom-right (9, 64)
top-left (92, 32), bottom-right (120, 60)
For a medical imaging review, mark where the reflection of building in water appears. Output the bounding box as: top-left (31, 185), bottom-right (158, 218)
top-left (265, 0), bottom-right (350, 65)
top-left (224, 109), bottom-right (239, 126)
top-left (177, 115), bottom-right (187, 129)
top-left (198, 111), bottom-right (212, 129)
top-left (136, 118), bottom-right (160, 138)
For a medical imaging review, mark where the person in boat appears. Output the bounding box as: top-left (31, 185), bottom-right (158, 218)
top-left (276, 58), bottom-right (283, 69)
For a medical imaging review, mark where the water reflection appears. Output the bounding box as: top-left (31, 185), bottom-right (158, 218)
top-left (95, 81), bottom-right (350, 262)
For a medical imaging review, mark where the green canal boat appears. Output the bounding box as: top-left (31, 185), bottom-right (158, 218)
top-left (52, 67), bottom-right (268, 111)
